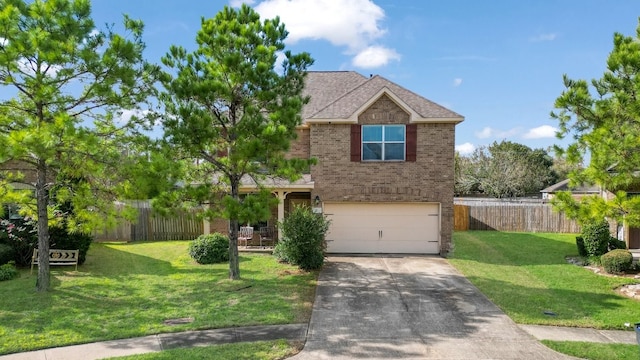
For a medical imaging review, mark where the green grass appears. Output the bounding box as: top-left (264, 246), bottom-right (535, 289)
top-left (0, 241), bottom-right (317, 355)
top-left (106, 340), bottom-right (302, 360)
top-left (542, 340), bottom-right (640, 360)
top-left (449, 231), bottom-right (640, 329)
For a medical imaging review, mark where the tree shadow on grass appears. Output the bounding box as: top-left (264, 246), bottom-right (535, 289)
top-left (0, 244), bottom-right (315, 355)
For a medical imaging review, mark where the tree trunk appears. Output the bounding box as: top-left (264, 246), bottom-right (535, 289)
top-left (35, 159), bottom-right (50, 292)
top-left (228, 179), bottom-right (241, 280)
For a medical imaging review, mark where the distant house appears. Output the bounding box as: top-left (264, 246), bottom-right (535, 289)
top-left (208, 71), bottom-right (464, 256)
top-left (540, 179), bottom-right (601, 200)
top-left (541, 179), bottom-right (640, 251)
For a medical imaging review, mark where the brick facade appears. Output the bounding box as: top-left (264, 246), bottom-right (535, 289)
top-left (287, 127), bottom-right (310, 160)
top-left (309, 95), bottom-right (456, 254)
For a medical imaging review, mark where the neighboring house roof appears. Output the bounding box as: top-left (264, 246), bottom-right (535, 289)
top-left (302, 71), bottom-right (464, 123)
top-left (540, 179), bottom-right (600, 194)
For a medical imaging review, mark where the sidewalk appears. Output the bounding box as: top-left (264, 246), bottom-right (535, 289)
top-left (520, 324), bottom-right (638, 345)
top-left (0, 323), bottom-right (636, 360)
top-left (0, 324), bottom-right (307, 360)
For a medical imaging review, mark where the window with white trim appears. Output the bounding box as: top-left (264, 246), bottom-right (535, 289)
top-left (362, 125), bottom-right (405, 161)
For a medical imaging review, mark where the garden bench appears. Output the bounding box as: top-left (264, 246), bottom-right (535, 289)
top-left (31, 249), bottom-right (79, 273)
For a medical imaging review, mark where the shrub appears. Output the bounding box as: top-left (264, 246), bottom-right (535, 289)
top-left (600, 249), bottom-right (633, 274)
top-left (607, 236), bottom-right (627, 251)
top-left (581, 219), bottom-right (610, 257)
top-left (272, 241), bottom-right (291, 264)
top-left (575, 236), bottom-right (587, 257)
top-left (189, 233), bottom-right (229, 264)
top-left (49, 226), bottom-right (93, 265)
top-left (276, 206), bottom-right (330, 271)
top-left (0, 243), bottom-right (15, 266)
top-left (0, 217), bottom-right (93, 266)
top-left (0, 262), bottom-right (18, 281)
top-left (0, 218), bottom-right (38, 266)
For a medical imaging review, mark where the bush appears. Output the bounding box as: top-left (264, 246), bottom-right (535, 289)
top-left (189, 233), bottom-right (229, 264)
top-left (272, 241), bottom-right (291, 264)
top-left (581, 219), bottom-right (610, 257)
top-left (0, 243), bottom-right (15, 266)
top-left (0, 262), bottom-right (18, 281)
top-left (575, 236), bottom-right (587, 257)
top-left (49, 226), bottom-right (93, 265)
top-left (0, 218), bottom-right (38, 266)
top-left (0, 217), bottom-right (93, 266)
top-left (275, 206), bottom-right (330, 271)
top-left (607, 236), bottom-right (627, 251)
top-left (600, 249), bottom-right (633, 274)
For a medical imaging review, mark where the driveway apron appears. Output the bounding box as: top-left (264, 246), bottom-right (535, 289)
top-left (291, 256), bottom-right (573, 360)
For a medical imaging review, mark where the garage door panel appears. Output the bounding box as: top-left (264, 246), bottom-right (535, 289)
top-left (324, 203), bottom-right (440, 254)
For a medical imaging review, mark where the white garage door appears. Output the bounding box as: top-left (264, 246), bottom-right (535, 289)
top-left (323, 202), bottom-right (440, 254)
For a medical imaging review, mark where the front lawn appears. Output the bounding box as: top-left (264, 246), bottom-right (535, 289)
top-left (0, 241), bottom-right (317, 355)
top-left (450, 231), bottom-right (640, 329)
top-left (541, 341), bottom-right (639, 360)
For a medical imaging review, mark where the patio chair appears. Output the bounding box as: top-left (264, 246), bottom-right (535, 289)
top-left (238, 226), bottom-right (254, 247)
top-left (259, 226), bottom-right (275, 247)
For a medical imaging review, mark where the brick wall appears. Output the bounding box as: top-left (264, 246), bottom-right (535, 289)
top-left (309, 95), bottom-right (456, 254)
top-left (287, 127), bottom-right (310, 159)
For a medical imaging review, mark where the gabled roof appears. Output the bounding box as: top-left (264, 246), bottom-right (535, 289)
top-left (540, 179), bottom-right (600, 194)
top-left (301, 71), bottom-right (464, 124)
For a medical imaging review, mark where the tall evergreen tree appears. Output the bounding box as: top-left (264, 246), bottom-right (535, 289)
top-left (159, 5), bottom-right (314, 280)
top-left (551, 18), bottom-right (640, 226)
top-left (0, 0), bottom-right (159, 291)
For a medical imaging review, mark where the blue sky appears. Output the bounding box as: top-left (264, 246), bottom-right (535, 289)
top-left (89, 1), bottom-right (640, 154)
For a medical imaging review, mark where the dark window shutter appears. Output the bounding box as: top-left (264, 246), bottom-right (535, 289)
top-left (350, 124), bottom-right (361, 162)
top-left (406, 124), bottom-right (417, 162)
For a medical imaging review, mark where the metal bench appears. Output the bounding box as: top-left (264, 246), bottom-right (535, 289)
top-left (238, 226), bottom-right (254, 247)
top-left (31, 249), bottom-right (79, 273)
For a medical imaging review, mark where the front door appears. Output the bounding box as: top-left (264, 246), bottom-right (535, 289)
top-left (629, 227), bottom-right (640, 249)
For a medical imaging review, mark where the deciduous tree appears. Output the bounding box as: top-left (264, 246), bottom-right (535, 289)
top-left (455, 141), bottom-right (556, 198)
top-left (159, 5), bottom-right (314, 280)
top-left (0, 0), bottom-right (159, 291)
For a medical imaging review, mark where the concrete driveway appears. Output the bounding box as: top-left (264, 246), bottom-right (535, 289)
top-left (291, 256), bottom-right (573, 360)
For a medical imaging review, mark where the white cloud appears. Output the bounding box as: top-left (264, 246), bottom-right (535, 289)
top-left (0, 37), bottom-right (7, 47)
top-left (254, 0), bottom-right (399, 68)
top-left (456, 142), bottom-right (475, 155)
top-left (453, 78), bottom-right (463, 87)
top-left (17, 58), bottom-right (62, 77)
top-left (118, 109), bottom-right (154, 125)
top-left (352, 46), bottom-right (400, 68)
top-left (529, 33), bottom-right (557, 42)
top-left (475, 126), bottom-right (519, 139)
top-left (523, 125), bottom-right (558, 139)
top-left (230, 0), bottom-right (255, 6)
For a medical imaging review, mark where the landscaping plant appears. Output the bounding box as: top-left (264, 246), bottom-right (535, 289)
top-left (0, 262), bottom-right (18, 281)
top-left (189, 233), bottom-right (230, 264)
top-left (0, 243), bottom-right (15, 265)
top-left (600, 249), bottom-right (633, 274)
top-left (580, 219), bottom-right (610, 257)
top-left (276, 206), bottom-right (330, 270)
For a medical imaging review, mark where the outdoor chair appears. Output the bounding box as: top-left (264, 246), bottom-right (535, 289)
top-left (238, 226), bottom-right (254, 247)
top-left (259, 226), bottom-right (275, 247)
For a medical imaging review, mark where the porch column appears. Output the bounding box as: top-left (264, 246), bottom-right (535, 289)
top-left (275, 191), bottom-right (288, 239)
top-left (202, 219), bottom-right (210, 235)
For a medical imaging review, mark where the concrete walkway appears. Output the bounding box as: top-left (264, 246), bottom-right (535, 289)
top-left (1, 256), bottom-right (637, 360)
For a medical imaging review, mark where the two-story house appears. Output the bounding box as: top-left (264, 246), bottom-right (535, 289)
top-left (209, 71), bottom-right (464, 256)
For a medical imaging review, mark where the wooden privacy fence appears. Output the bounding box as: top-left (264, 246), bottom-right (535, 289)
top-left (454, 203), bottom-right (580, 233)
top-left (93, 202), bottom-right (203, 242)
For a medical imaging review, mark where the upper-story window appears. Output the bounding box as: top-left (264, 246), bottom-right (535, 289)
top-left (362, 125), bottom-right (405, 161)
